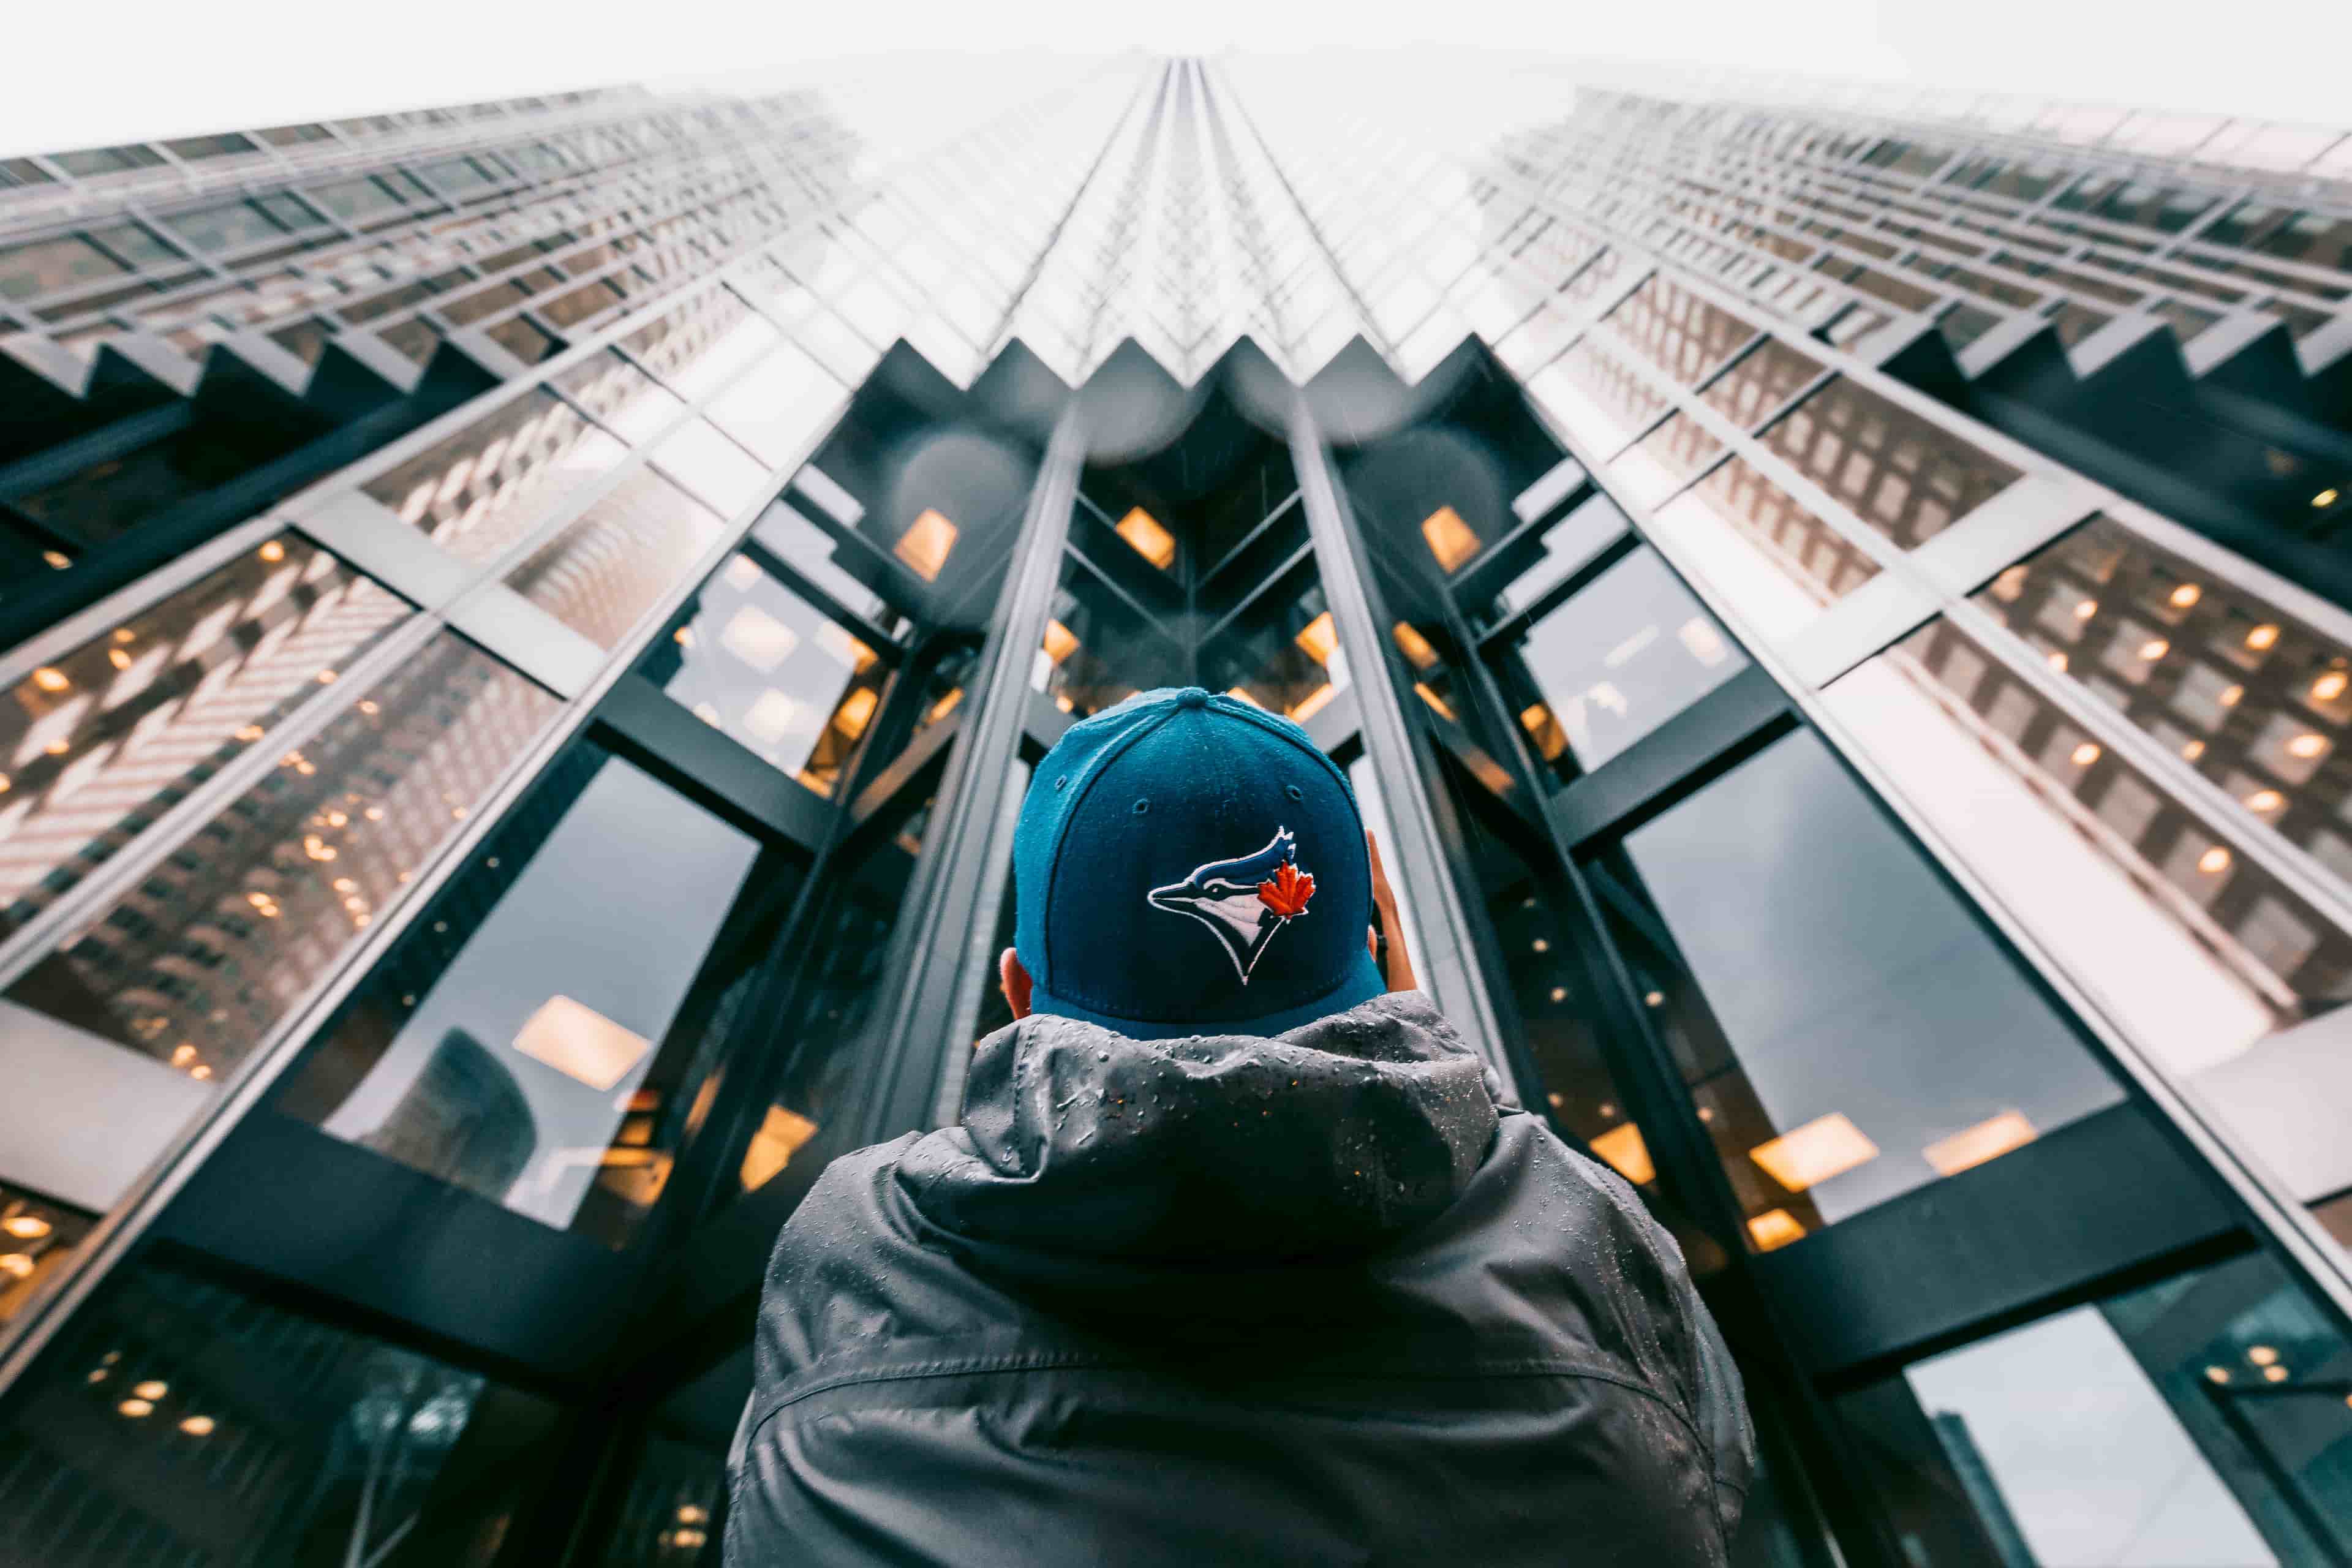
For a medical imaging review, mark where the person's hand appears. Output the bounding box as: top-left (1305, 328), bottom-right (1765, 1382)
top-left (1365, 830), bottom-right (1416, 992)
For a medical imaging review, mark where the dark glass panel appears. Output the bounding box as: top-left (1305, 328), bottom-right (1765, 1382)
top-left (275, 746), bottom-right (773, 1248)
top-left (1494, 545), bottom-right (1747, 780)
top-left (0, 1251), bottom-right (563, 1566)
top-left (1038, 556), bottom-right (1185, 720)
top-left (1835, 1249), bottom-right (2352, 1565)
top-left (1587, 729), bottom-right (2123, 1250)
top-left (643, 551), bottom-right (892, 796)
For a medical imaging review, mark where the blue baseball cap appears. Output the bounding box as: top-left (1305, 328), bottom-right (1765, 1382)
top-left (1014, 686), bottom-right (1386, 1040)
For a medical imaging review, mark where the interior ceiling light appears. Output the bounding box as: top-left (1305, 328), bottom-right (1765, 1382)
top-left (1590, 1122), bottom-right (1655, 1186)
top-left (1750, 1112), bottom-right (1879, 1193)
top-left (1420, 506), bottom-right (1480, 573)
top-left (1921, 1110), bottom-right (2036, 1177)
top-left (1115, 507), bottom-right (1176, 570)
top-left (894, 508), bottom-right (958, 582)
top-left (514, 995), bottom-right (654, 1091)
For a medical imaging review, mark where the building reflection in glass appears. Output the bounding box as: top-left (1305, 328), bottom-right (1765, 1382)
top-left (276, 745), bottom-right (772, 1248)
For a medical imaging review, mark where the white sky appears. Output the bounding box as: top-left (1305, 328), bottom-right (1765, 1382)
top-left (4, 0), bottom-right (2349, 159)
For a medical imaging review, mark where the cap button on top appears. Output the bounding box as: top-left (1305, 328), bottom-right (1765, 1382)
top-left (1175, 687), bottom-right (1210, 709)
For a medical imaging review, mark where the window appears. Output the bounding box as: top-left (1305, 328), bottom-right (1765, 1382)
top-left (6, 634), bottom-right (562, 1087)
top-left (1602, 274), bottom-right (1758, 386)
top-left (1646, 456), bottom-right (1882, 646)
top-left (0, 1180), bottom-right (91, 1324)
top-left (1757, 377), bottom-right (2019, 549)
top-left (363, 388), bottom-right (633, 567)
top-left (647, 552), bottom-right (892, 796)
top-left (277, 746), bottom-right (780, 1248)
top-left (704, 343), bottom-right (845, 467)
top-left (0, 536), bottom-right (410, 940)
top-left (0, 1251), bottom-right (563, 1564)
top-left (1035, 554), bottom-right (1185, 720)
top-left (1831, 617), bottom-right (2352, 1241)
top-left (1496, 545), bottom-right (1748, 780)
top-left (503, 467), bottom-right (724, 649)
top-left (0, 235), bottom-right (127, 302)
top-left (161, 200), bottom-right (287, 254)
top-left (1586, 728), bottom-right (2124, 1249)
top-left (1836, 1248), bottom-right (2352, 1564)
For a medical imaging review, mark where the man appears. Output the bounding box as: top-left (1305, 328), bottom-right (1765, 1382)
top-left (728, 687), bottom-right (1754, 1565)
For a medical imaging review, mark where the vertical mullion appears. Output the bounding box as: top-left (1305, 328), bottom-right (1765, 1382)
top-left (851, 409), bottom-right (1084, 1147)
top-left (1286, 399), bottom-right (1511, 1087)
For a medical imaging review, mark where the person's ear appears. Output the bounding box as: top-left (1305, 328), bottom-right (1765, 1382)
top-left (1000, 948), bottom-right (1033, 1020)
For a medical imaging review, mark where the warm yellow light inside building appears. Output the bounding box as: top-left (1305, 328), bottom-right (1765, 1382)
top-left (1420, 506), bottom-right (1480, 573)
top-left (833, 685), bottom-right (879, 739)
top-left (1391, 621), bottom-right (1440, 670)
top-left (514, 995), bottom-right (654, 1091)
top-left (1294, 611), bottom-right (1339, 666)
top-left (1, 1215), bottom-right (50, 1240)
top-left (1750, 1112), bottom-right (1879, 1193)
top-left (926, 687), bottom-right (964, 725)
top-left (1414, 682), bottom-right (1457, 723)
top-left (739, 1106), bottom-right (821, 1190)
top-left (1224, 687), bottom-right (1263, 709)
top-left (1747, 1209), bottom-right (1806, 1252)
top-left (1042, 619), bottom-right (1079, 665)
top-left (1589, 1122), bottom-right (1656, 1186)
top-left (1519, 702), bottom-right (1567, 761)
top-left (1922, 1110), bottom-right (2037, 1177)
top-left (894, 508), bottom-right (959, 581)
top-left (1115, 507), bottom-right (1177, 569)
top-left (1288, 684), bottom-right (1338, 724)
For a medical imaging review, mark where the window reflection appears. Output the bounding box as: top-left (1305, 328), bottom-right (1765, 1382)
top-left (0, 1252), bottom-right (562, 1566)
top-left (1974, 514), bottom-right (2352, 881)
top-left (1495, 545), bottom-right (1747, 780)
top-left (1534, 333), bottom-right (1676, 456)
top-left (748, 500), bottom-right (903, 633)
top-left (1698, 339), bottom-right (1825, 431)
top-left (277, 746), bottom-right (773, 1248)
top-left (741, 813), bottom-right (929, 1195)
top-left (6, 634), bottom-right (562, 1084)
top-left (1601, 273), bottom-right (1758, 386)
top-left (1036, 557), bottom-right (1185, 720)
top-left (1837, 1248), bottom-right (2352, 1565)
top-left (552, 350), bottom-right (688, 443)
top-left (504, 467), bottom-right (724, 649)
top-left (706, 342), bottom-right (845, 467)
top-left (0, 1180), bottom-right (90, 1324)
top-left (1757, 377), bottom-right (2019, 549)
top-left (1647, 455), bottom-right (1882, 647)
top-left (1832, 617), bottom-right (2352, 1243)
top-left (597, 1434), bottom-right (725, 1565)
top-left (363, 388), bottom-right (633, 567)
top-left (1200, 562), bottom-right (1350, 724)
top-left (646, 552), bottom-right (892, 796)
top-left (1473, 488), bottom-right (1629, 625)
top-left (0, 536), bottom-right (411, 940)
top-left (1589, 729), bottom-right (2123, 1248)
top-left (1610, 412), bottom-right (1726, 508)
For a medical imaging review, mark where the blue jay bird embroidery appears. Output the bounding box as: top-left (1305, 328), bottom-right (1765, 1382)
top-left (1147, 827), bottom-right (1316, 982)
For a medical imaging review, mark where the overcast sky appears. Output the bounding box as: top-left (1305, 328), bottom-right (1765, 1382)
top-left (5, 0), bottom-right (2348, 158)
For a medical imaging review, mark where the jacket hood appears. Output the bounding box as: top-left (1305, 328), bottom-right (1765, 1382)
top-left (898, 992), bottom-right (1501, 1275)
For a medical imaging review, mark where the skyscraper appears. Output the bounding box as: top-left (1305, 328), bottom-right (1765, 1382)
top-left (2, 54), bottom-right (2351, 1564)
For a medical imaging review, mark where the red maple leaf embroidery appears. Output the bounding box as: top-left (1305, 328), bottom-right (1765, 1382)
top-left (1258, 859), bottom-right (1315, 919)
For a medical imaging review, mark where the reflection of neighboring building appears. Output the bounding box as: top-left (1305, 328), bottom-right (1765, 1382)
top-left (1928, 1411), bottom-right (2040, 1568)
top-left (356, 1028), bottom-right (538, 1203)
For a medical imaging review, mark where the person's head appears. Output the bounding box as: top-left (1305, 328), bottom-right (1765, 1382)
top-left (998, 686), bottom-right (1388, 1038)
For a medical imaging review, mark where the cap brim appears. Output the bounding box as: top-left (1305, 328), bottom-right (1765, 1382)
top-left (1030, 949), bottom-right (1389, 1042)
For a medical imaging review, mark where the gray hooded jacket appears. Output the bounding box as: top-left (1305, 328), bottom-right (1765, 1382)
top-left (726, 992), bottom-right (1755, 1565)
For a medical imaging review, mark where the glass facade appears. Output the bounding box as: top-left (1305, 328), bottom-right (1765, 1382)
top-left (3, 53), bottom-right (2350, 1568)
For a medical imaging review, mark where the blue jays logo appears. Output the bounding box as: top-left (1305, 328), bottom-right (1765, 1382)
top-left (1147, 827), bottom-right (1317, 983)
